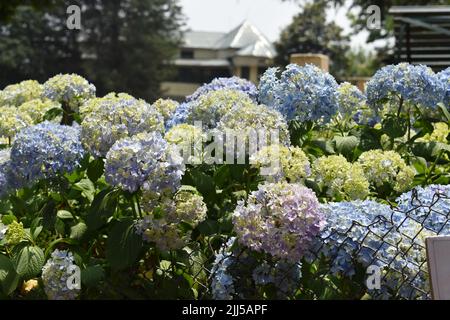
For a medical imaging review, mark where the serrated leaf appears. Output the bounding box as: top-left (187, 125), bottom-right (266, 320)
top-left (382, 115), bottom-right (408, 138)
top-left (0, 254), bottom-right (19, 295)
top-left (334, 136), bottom-right (359, 158)
top-left (70, 222), bottom-right (87, 240)
top-left (106, 219), bottom-right (143, 271)
top-left (11, 245), bottom-right (45, 279)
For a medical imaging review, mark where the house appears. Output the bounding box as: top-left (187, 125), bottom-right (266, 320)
top-left (161, 20), bottom-right (276, 100)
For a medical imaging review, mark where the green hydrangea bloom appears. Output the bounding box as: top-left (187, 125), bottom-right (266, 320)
top-left (152, 98), bottom-right (179, 122)
top-left (0, 105), bottom-right (33, 139)
top-left (187, 89), bottom-right (254, 128)
top-left (165, 124), bottom-right (204, 164)
top-left (313, 155), bottom-right (369, 200)
top-left (0, 80), bottom-right (43, 107)
top-left (357, 149), bottom-right (415, 192)
top-left (18, 99), bottom-right (62, 124)
top-left (79, 92), bottom-right (134, 118)
top-left (5, 221), bottom-right (25, 245)
top-left (417, 122), bottom-right (449, 143)
top-left (166, 188), bottom-right (207, 226)
top-left (250, 144), bottom-right (311, 183)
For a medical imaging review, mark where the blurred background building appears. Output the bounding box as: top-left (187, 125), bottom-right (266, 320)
top-left (161, 21), bottom-right (275, 100)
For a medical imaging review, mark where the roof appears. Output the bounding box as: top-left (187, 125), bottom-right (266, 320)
top-left (181, 21), bottom-right (275, 59)
top-left (174, 58), bottom-right (230, 67)
top-left (183, 31), bottom-right (226, 49)
top-left (389, 5), bottom-right (450, 71)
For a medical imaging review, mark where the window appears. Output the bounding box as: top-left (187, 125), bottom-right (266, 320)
top-left (180, 49), bottom-right (194, 59)
top-left (241, 66), bottom-right (250, 80)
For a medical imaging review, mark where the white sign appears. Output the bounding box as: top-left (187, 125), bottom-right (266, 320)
top-left (426, 236), bottom-right (450, 300)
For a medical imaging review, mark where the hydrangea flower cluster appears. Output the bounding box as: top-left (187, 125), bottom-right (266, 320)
top-left (79, 92), bottom-right (133, 118)
top-left (165, 124), bottom-right (204, 164)
top-left (5, 220), bottom-right (25, 245)
top-left (135, 217), bottom-right (189, 251)
top-left (250, 144), bottom-right (311, 182)
top-left (357, 150), bottom-right (415, 192)
top-left (187, 77), bottom-right (258, 102)
top-left (0, 80), bottom-right (43, 107)
top-left (43, 74), bottom-right (96, 112)
top-left (0, 105), bottom-right (33, 138)
top-left (164, 188), bottom-right (208, 225)
top-left (0, 149), bottom-right (10, 197)
top-left (105, 132), bottom-right (184, 194)
top-left (232, 182), bottom-right (325, 262)
top-left (416, 122), bottom-right (449, 143)
top-left (334, 82), bottom-right (372, 126)
top-left (313, 196), bottom-right (446, 299)
top-left (186, 89), bottom-right (254, 128)
top-left (437, 67), bottom-right (449, 107)
top-left (10, 122), bottom-right (85, 187)
top-left (217, 102), bottom-right (291, 147)
top-left (81, 95), bottom-right (164, 157)
top-left (136, 188), bottom-right (207, 251)
top-left (211, 238), bottom-right (302, 299)
top-left (366, 63), bottom-right (445, 110)
top-left (259, 64), bottom-right (339, 123)
top-left (165, 102), bottom-right (193, 130)
top-left (395, 184), bottom-right (450, 235)
top-left (151, 98), bottom-right (179, 122)
top-left (152, 99), bottom-right (179, 121)
top-left (18, 99), bottom-right (62, 124)
top-left (312, 155), bottom-right (370, 200)
top-left (41, 249), bottom-right (80, 300)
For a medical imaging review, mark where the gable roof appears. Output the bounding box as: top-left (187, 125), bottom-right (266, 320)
top-left (181, 21), bottom-right (275, 58)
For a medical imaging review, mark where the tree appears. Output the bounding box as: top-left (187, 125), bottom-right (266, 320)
top-left (345, 47), bottom-right (382, 77)
top-left (275, 0), bottom-right (350, 79)
top-left (0, 0), bottom-right (184, 102)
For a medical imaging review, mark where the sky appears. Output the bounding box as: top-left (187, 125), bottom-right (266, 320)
top-left (178, 0), bottom-right (374, 50)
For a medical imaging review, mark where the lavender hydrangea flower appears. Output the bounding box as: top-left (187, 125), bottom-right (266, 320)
top-left (9, 122), bottom-right (85, 187)
top-left (41, 249), bottom-right (80, 300)
top-left (366, 63), bottom-right (445, 110)
top-left (259, 64), bottom-right (339, 123)
top-left (187, 77), bottom-right (258, 102)
top-left (81, 95), bottom-right (164, 157)
top-left (232, 182), bottom-right (325, 262)
top-left (105, 132), bottom-right (184, 194)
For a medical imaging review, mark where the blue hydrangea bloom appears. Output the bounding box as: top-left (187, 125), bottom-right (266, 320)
top-left (9, 122), bottom-right (85, 187)
top-left (437, 67), bottom-right (450, 108)
top-left (105, 132), bottom-right (185, 194)
top-left (366, 63), bottom-right (445, 110)
top-left (186, 77), bottom-right (258, 102)
top-left (165, 102), bottom-right (193, 130)
top-left (41, 249), bottom-right (80, 300)
top-left (258, 64), bottom-right (339, 123)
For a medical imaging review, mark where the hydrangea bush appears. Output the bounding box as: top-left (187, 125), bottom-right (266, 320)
top-left (0, 64), bottom-right (449, 300)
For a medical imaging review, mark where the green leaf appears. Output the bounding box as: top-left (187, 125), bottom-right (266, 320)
top-left (106, 219), bottom-right (143, 271)
top-left (87, 158), bottom-right (104, 182)
top-left (0, 254), bottom-right (19, 295)
top-left (57, 210), bottom-right (74, 220)
top-left (70, 222), bottom-right (87, 240)
top-left (382, 115), bottom-right (408, 138)
top-left (187, 168), bottom-right (216, 202)
top-left (333, 136), bottom-right (359, 158)
top-left (86, 188), bottom-right (119, 231)
top-left (81, 265), bottom-right (105, 287)
top-left (73, 179), bottom-right (96, 202)
top-left (11, 244), bottom-right (45, 279)
top-left (438, 102), bottom-right (450, 123)
top-left (42, 107), bottom-right (63, 121)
